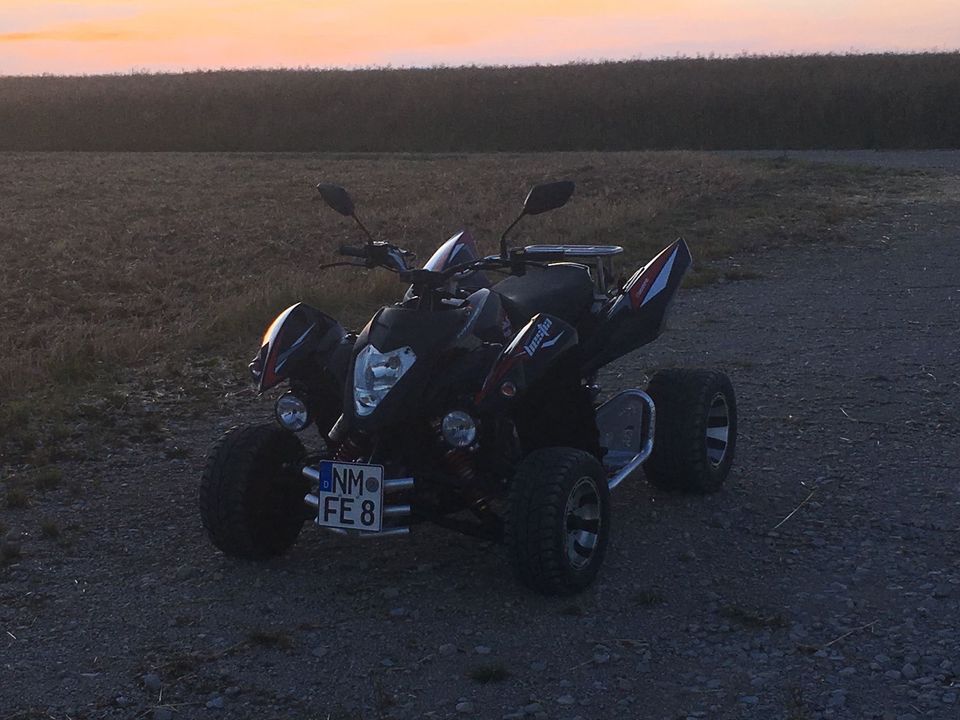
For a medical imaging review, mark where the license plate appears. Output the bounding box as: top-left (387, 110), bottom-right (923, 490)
top-left (316, 461), bottom-right (384, 532)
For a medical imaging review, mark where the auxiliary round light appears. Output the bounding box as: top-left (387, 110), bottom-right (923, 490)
top-left (441, 411), bottom-right (477, 448)
top-left (275, 392), bottom-right (310, 432)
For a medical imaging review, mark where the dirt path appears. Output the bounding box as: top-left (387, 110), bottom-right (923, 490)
top-left (720, 149), bottom-right (960, 172)
top-left (2, 175), bottom-right (959, 720)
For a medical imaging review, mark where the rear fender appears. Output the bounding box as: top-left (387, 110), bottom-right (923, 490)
top-left (475, 313), bottom-right (577, 414)
top-left (580, 239), bottom-right (691, 375)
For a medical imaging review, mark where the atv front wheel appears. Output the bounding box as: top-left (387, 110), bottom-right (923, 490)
top-left (506, 448), bottom-right (610, 596)
top-left (643, 368), bottom-right (737, 493)
top-left (199, 424), bottom-right (309, 559)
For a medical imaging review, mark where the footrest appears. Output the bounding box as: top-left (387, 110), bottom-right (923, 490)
top-left (595, 389), bottom-right (655, 489)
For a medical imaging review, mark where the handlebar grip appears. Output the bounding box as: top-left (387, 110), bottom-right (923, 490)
top-left (338, 244), bottom-right (367, 258)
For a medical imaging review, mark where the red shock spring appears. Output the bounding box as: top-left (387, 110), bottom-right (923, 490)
top-left (444, 447), bottom-right (476, 484)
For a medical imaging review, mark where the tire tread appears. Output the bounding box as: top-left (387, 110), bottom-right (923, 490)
top-left (199, 424), bottom-right (306, 560)
top-left (506, 447), bottom-right (609, 596)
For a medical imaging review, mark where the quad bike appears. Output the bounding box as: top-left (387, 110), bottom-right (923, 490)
top-left (199, 180), bottom-right (737, 595)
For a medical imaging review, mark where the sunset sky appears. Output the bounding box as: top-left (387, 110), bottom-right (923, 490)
top-left (1, 0), bottom-right (959, 76)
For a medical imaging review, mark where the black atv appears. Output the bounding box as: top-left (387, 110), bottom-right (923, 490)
top-left (200, 181), bottom-right (737, 595)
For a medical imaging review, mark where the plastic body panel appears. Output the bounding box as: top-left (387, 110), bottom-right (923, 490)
top-left (251, 303), bottom-right (346, 393)
top-left (455, 288), bottom-right (512, 345)
top-left (420, 230), bottom-right (490, 291)
top-left (580, 239), bottom-right (692, 376)
top-left (475, 312), bottom-right (578, 413)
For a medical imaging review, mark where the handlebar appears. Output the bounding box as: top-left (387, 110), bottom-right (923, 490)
top-left (329, 244), bottom-right (540, 288)
top-left (338, 244), bottom-right (368, 259)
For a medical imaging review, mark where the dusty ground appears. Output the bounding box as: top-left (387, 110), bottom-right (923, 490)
top-left (2, 155), bottom-right (959, 720)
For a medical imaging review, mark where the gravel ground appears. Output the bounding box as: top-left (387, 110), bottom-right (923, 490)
top-left (2, 161), bottom-right (959, 720)
top-left (719, 149), bottom-right (960, 173)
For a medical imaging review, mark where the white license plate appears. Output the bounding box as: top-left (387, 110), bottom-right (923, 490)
top-left (316, 461), bottom-right (384, 532)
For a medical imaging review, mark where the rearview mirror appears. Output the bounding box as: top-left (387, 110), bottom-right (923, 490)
top-left (523, 180), bottom-right (575, 216)
top-left (316, 183), bottom-right (355, 217)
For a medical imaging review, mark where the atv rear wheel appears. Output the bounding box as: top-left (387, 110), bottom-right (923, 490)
top-left (506, 448), bottom-right (610, 595)
top-left (643, 368), bottom-right (737, 493)
top-left (199, 424), bottom-right (309, 559)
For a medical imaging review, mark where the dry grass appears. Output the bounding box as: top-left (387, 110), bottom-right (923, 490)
top-left (2, 53), bottom-right (959, 151)
top-left (0, 151), bottom-right (930, 461)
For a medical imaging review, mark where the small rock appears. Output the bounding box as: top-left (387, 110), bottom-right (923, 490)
top-left (740, 696), bottom-right (759, 705)
top-left (115, 696), bottom-right (132, 707)
top-left (389, 607), bottom-right (409, 618)
top-left (884, 670), bottom-right (902, 681)
top-left (381, 587), bottom-right (400, 599)
top-left (943, 692), bottom-right (957, 704)
top-left (474, 645), bottom-right (491, 655)
top-left (593, 652), bottom-right (611, 665)
top-left (932, 585), bottom-right (952, 599)
top-left (175, 565), bottom-right (196, 581)
top-left (456, 701), bottom-right (474, 713)
top-left (310, 646), bottom-right (328, 658)
top-left (143, 673), bottom-right (162, 692)
top-left (439, 643), bottom-right (457, 656)
top-left (153, 710), bottom-right (173, 720)
top-left (523, 702), bottom-right (543, 714)
top-left (901, 663), bottom-right (918, 680)
top-left (529, 660), bottom-right (547, 672)
top-left (206, 696), bottom-right (224, 710)
top-left (556, 694), bottom-right (575, 705)
top-left (224, 686), bottom-right (241, 697)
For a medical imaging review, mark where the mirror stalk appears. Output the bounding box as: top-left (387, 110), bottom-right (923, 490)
top-left (351, 214), bottom-right (377, 245)
top-left (500, 211), bottom-right (525, 259)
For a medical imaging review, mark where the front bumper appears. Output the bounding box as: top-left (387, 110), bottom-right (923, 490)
top-left (302, 466), bottom-right (415, 537)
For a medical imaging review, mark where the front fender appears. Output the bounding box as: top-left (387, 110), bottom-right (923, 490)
top-left (475, 313), bottom-right (578, 414)
top-left (250, 302), bottom-right (347, 393)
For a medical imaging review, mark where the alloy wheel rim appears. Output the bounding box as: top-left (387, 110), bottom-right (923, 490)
top-left (706, 392), bottom-right (731, 467)
top-left (564, 477), bottom-right (602, 570)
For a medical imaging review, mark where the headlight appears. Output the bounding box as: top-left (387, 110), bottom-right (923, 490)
top-left (353, 344), bottom-right (416, 416)
top-left (441, 411), bottom-right (477, 447)
top-left (275, 391), bottom-right (310, 431)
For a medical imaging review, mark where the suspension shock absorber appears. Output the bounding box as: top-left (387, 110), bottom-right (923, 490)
top-left (334, 434), bottom-right (366, 462)
top-left (327, 414), bottom-right (368, 462)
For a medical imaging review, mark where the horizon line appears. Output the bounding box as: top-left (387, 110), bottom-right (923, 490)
top-left (3, 47), bottom-right (959, 80)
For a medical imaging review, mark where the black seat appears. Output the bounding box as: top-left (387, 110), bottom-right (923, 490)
top-left (492, 263), bottom-right (594, 327)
